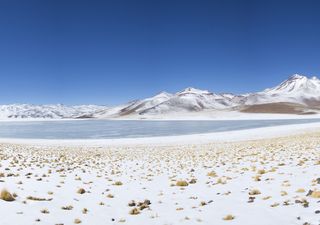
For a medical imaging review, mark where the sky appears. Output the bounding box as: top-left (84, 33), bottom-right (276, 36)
top-left (0, 0), bottom-right (320, 105)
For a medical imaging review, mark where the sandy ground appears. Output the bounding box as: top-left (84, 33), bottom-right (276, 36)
top-left (0, 125), bottom-right (320, 225)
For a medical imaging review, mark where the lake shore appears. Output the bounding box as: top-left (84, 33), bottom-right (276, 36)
top-left (0, 121), bottom-right (320, 147)
top-left (0, 123), bottom-right (320, 225)
top-left (1, 111), bottom-right (320, 122)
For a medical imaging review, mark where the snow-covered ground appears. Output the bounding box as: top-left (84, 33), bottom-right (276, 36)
top-left (0, 124), bottom-right (320, 225)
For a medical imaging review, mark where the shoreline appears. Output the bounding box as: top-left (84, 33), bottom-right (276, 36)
top-left (1, 111), bottom-right (320, 122)
top-left (1, 122), bottom-right (320, 147)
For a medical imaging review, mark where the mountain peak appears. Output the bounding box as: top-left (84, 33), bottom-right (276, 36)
top-left (288, 74), bottom-right (319, 81)
top-left (289, 74), bottom-right (307, 80)
top-left (262, 74), bottom-right (320, 96)
top-left (179, 87), bottom-right (211, 95)
top-left (153, 91), bottom-right (172, 98)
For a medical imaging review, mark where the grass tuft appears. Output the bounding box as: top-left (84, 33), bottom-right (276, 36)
top-left (176, 180), bottom-right (188, 187)
top-left (223, 214), bottom-right (235, 220)
top-left (0, 189), bottom-right (15, 202)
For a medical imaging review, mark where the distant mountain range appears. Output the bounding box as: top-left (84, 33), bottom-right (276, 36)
top-left (1, 74), bottom-right (320, 119)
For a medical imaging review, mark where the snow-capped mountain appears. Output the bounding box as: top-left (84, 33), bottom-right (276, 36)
top-left (139, 88), bottom-right (237, 115)
top-left (0, 74), bottom-right (319, 119)
top-left (131, 75), bottom-right (320, 116)
top-left (244, 74), bottom-right (320, 106)
top-left (97, 92), bottom-right (173, 118)
top-left (0, 104), bottom-right (108, 119)
top-left (118, 92), bottom-right (173, 116)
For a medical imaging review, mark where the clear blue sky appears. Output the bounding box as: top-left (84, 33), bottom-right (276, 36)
top-left (0, 0), bottom-right (320, 105)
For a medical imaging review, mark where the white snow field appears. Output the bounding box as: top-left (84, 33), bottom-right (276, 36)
top-left (0, 122), bottom-right (320, 225)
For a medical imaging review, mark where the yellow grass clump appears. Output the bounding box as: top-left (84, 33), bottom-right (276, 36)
top-left (253, 175), bottom-right (261, 181)
top-left (296, 188), bottom-right (305, 193)
top-left (62, 205), bottom-right (74, 210)
top-left (176, 180), bottom-right (189, 187)
top-left (310, 190), bottom-right (320, 198)
top-left (207, 171), bottom-right (217, 177)
top-left (270, 202), bottom-right (279, 207)
top-left (262, 196), bottom-right (271, 200)
top-left (82, 208), bottom-right (88, 214)
top-left (113, 181), bottom-right (123, 186)
top-left (0, 189), bottom-right (15, 202)
top-left (280, 191), bottom-right (288, 196)
top-left (129, 208), bottom-right (140, 215)
top-left (257, 169), bottom-right (266, 175)
top-left (107, 194), bottom-right (114, 198)
top-left (27, 196), bottom-right (52, 201)
top-left (223, 214), bottom-right (235, 220)
top-left (40, 209), bottom-right (49, 214)
top-left (249, 189), bottom-right (261, 195)
top-left (77, 188), bottom-right (86, 194)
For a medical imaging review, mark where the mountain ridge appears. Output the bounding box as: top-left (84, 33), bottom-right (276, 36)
top-left (1, 74), bottom-right (319, 119)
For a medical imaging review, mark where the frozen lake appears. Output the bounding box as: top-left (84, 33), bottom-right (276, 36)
top-left (0, 119), bottom-right (320, 139)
